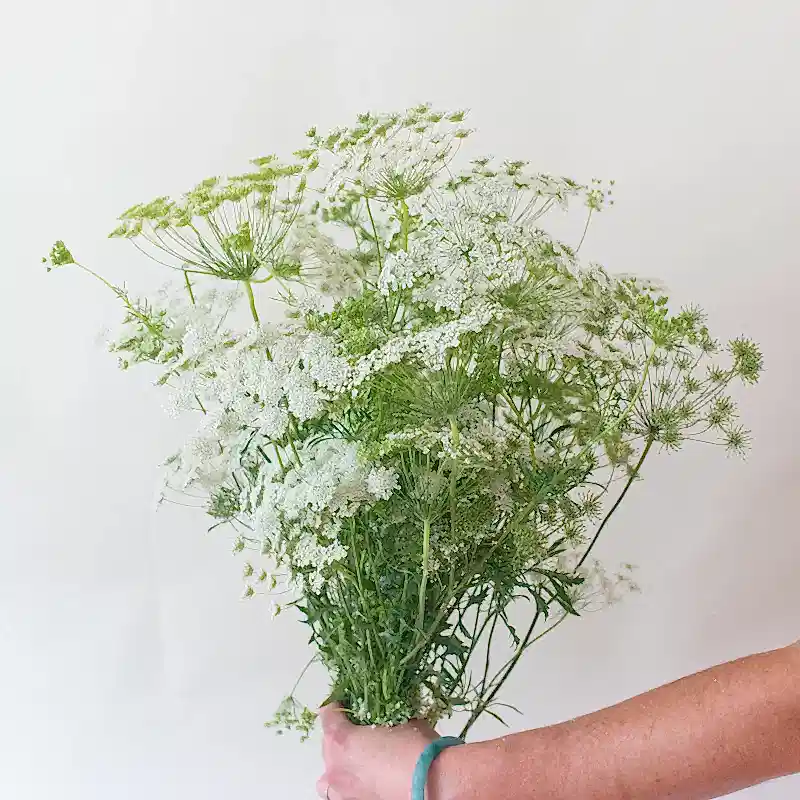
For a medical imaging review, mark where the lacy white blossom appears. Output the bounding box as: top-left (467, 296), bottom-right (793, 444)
top-left (307, 106), bottom-right (471, 200)
top-left (365, 466), bottom-right (399, 500)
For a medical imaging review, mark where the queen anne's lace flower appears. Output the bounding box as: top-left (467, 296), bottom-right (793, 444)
top-left (283, 370), bottom-right (323, 421)
top-left (365, 466), bottom-right (399, 500)
top-left (51, 104), bottom-right (761, 736)
top-left (301, 334), bottom-right (350, 391)
top-left (307, 107), bottom-right (470, 200)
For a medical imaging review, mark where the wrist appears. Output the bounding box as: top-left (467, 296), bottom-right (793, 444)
top-left (426, 741), bottom-right (477, 800)
top-left (428, 726), bottom-right (569, 800)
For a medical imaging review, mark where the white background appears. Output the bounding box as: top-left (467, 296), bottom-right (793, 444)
top-left (2, 1), bottom-right (799, 797)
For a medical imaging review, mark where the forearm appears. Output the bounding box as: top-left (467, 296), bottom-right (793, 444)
top-left (434, 643), bottom-right (800, 800)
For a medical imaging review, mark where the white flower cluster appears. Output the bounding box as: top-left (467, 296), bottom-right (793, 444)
top-left (108, 285), bottom-right (239, 372)
top-left (161, 336), bottom-right (356, 519)
top-left (246, 439), bottom-right (399, 591)
top-left (576, 559), bottom-right (640, 609)
top-left (356, 130), bottom-right (455, 199)
top-left (307, 106), bottom-right (471, 200)
top-left (365, 465), bottom-right (400, 500)
top-left (443, 415), bottom-right (521, 463)
top-left (552, 550), bottom-right (640, 610)
top-left (166, 322), bottom-right (349, 426)
top-left (376, 179), bottom-right (583, 315)
top-left (285, 218), bottom-right (365, 299)
top-left (350, 300), bottom-right (498, 382)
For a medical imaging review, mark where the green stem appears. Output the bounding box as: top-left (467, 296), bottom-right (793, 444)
top-left (183, 270), bottom-right (196, 305)
top-left (485, 611), bottom-right (568, 697)
top-left (448, 591), bottom-right (494, 697)
top-left (287, 418), bottom-right (303, 465)
top-left (448, 415), bottom-right (460, 536)
top-left (617, 348), bottom-right (656, 432)
top-left (464, 610), bottom-right (571, 740)
top-left (459, 610), bottom-right (541, 739)
top-left (364, 194), bottom-right (383, 272)
top-left (575, 208), bottom-right (593, 253)
top-left (478, 609), bottom-right (501, 697)
top-left (400, 199), bottom-right (410, 251)
top-left (402, 583), bottom-right (457, 668)
top-left (416, 519), bottom-right (431, 633)
top-left (272, 444), bottom-right (285, 473)
top-left (243, 280), bottom-right (259, 324)
top-left (74, 262), bottom-right (159, 336)
top-left (74, 262), bottom-right (117, 294)
top-left (577, 435), bottom-right (654, 568)
top-left (289, 655), bottom-right (318, 696)
top-left (402, 509), bottom-right (530, 671)
top-left (449, 416), bottom-right (460, 449)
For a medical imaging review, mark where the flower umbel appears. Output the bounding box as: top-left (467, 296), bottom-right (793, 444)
top-left (42, 240), bottom-right (74, 269)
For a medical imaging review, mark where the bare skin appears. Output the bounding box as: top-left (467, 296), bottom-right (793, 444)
top-left (317, 642), bottom-right (800, 800)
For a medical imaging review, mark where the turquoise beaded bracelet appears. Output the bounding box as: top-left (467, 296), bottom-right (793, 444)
top-left (410, 736), bottom-right (464, 799)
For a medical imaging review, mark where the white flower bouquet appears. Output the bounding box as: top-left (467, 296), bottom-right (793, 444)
top-left (45, 105), bottom-right (761, 740)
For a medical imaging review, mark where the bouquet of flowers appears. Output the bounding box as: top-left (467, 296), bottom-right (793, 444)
top-left (45, 105), bottom-right (761, 740)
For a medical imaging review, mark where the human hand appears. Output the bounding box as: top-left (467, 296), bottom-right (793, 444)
top-left (316, 703), bottom-right (443, 800)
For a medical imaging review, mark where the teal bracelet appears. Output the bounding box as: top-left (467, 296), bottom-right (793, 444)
top-left (411, 736), bottom-right (464, 800)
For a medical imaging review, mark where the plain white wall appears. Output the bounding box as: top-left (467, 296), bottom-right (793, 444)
top-left (2, 1), bottom-right (799, 797)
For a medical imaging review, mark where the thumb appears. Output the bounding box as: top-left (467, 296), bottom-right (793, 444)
top-left (318, 702), bottom-right (352, 735)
